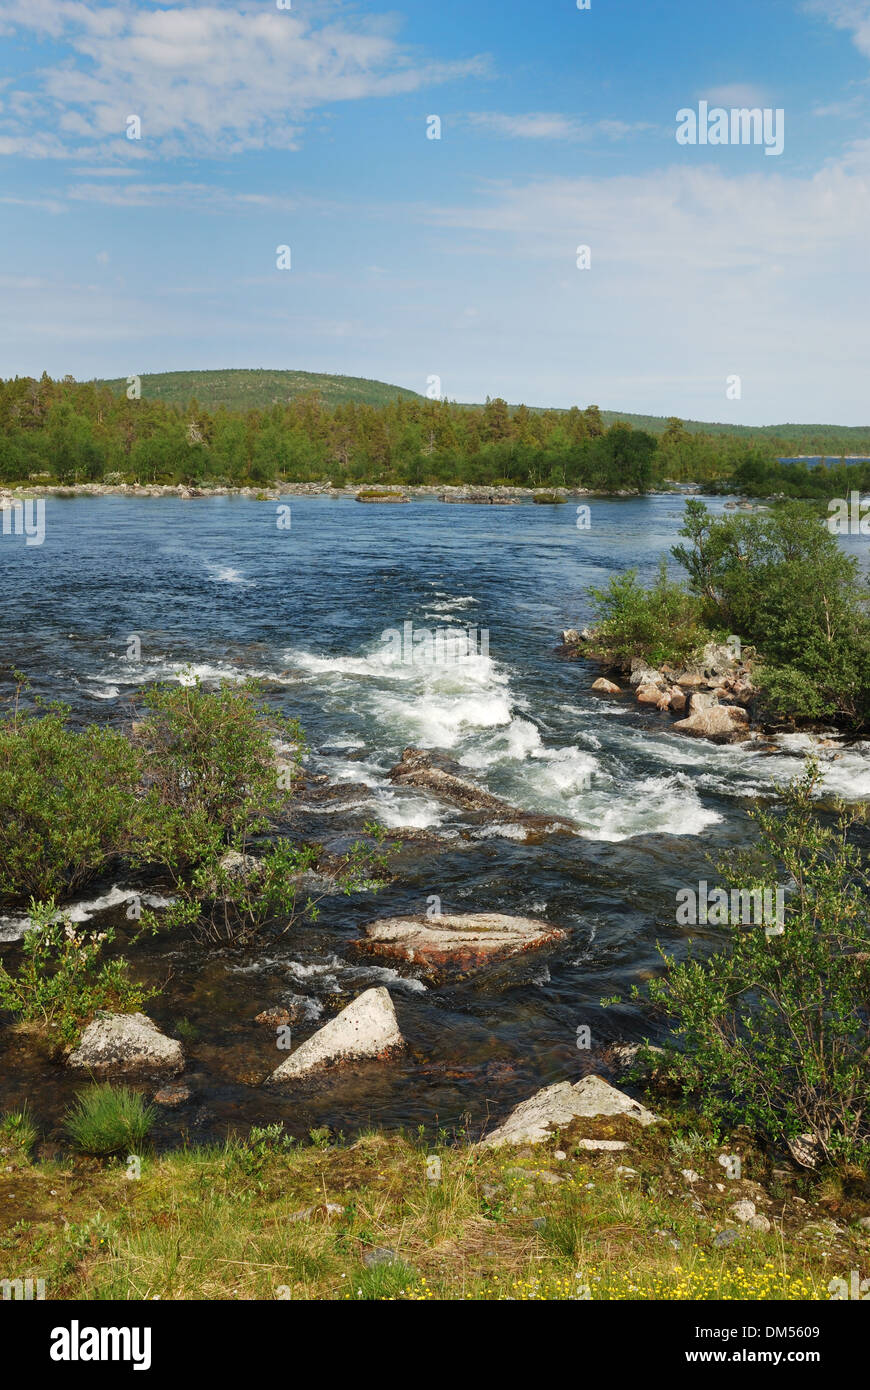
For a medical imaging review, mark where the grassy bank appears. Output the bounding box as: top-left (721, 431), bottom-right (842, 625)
top-left (1, 1110), bottom-right (866, 1301)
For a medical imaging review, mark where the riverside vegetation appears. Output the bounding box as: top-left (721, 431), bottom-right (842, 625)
top-left (3, 372), bottom-right (870, 493)
top-left (583, 501), bottom-right (870, 732)
top-left (0, 665), bottom-right (868, 1298)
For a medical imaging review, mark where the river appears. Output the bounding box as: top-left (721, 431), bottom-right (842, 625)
top-left (1, 492), bottom-right (868, 1146)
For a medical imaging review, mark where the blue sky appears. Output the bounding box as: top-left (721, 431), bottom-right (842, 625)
top-left (1, 0), bottom-right (870, 422)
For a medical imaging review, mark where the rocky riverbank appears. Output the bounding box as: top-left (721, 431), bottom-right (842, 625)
top-left (559, 630), bottom-right (849, 747)
top-left (1, 481), bottom-right (640, 505)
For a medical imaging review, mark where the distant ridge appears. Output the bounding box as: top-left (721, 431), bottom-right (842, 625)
top-left (90, 368), bottom-right (870, 448)
top-left (93, 368), bottom-right (423, 412)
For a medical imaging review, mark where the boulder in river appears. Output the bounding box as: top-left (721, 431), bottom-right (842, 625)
top-left (591, 677), bottom-right (622, 695)
top-left (67, 1012), bottom-right (184, 1077)
top-left (672, 691), bottom-right (750, 743)
top-left (388, 747), bottom-right (519, 814)
top-left (629, 659), bottom-right (666, 690)
top-left (354, 912), bottom-right (568, 980)
top-left (636, 682), bottom-right (666, 707)
top-left (481, 1074), bottom-right (661, 1148)
top-left (265, 986), bottom-right (403, 1085)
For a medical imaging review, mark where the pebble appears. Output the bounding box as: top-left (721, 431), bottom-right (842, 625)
top-left (731, 1199), bottom-right (756, 1224)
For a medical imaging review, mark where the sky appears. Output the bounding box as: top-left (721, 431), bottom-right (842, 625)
top-left (1, 0), bottom-right (869, 423)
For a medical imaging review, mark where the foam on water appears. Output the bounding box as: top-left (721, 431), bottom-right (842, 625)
top-left (204, 562), bottom-right (255, 587)
top-left (83, 654), bottom-right (295, 693)
top-left (0, 886), bottom-right (174, 943)
top-left (282, 615), bottom-right (738, 841)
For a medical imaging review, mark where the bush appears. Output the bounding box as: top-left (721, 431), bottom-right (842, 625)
top-left (0, 690), bottom-right (144, 906)
top-left (133, 679), bottom-right (302, 871)
top-left (0, 676), bottom-right (389, 950)
top-left (642, 763), bottom-right (870, 1168)
top-left (588, 559), bottom-right (709, 669)
top-left (0, 900), bottom-right (152, 1045)
top-left (673, 500), bottom-right (870, 728)
top-left (65, 1083), bottom-right (155, 1155)
top-left (154, 824), bottom-right (393, 947)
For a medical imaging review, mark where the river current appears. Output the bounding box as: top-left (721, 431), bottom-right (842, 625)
top-left (1, 493), bottom-right (868, 1144)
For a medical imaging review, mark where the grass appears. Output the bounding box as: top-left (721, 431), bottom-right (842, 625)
top-left (1, 1113), bottom-right (866, 1301)
top-left (64, 1084), bottom-right (156, 1157)
top-left (0, 1107), bottom-right (37, 1159)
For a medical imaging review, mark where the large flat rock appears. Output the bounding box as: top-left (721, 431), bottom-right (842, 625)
top-left (355, 912), bottom-right (567, 980)
top-left (481, 1074), bottom-right (660, 1148)
top-left (265, 986), bottom-right (403, 1085)
top-left (67, 1012), bottom-right (184, 1077)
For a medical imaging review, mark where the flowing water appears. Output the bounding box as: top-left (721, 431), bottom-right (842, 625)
top-left (1, 493), bottom-right (869, 1147)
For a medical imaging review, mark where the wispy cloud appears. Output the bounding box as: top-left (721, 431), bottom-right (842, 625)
top-left (804, 0), bottom-right (870, 58)
top-left (0, 0), bottom-right (489, 158)
top-left (463, 111), bottom-right (654, 141)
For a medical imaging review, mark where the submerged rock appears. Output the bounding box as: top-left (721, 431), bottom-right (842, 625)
top-left (388, 747), bottom-right (522, 815)
top-left (353, 911), bottom-right (568, 980)
top-left (67, 1012), bottom-right (184, 1077)
top-left (265, 987), bottom-right (403, 1085)
top-left (387, 748), bottom-right (575, 833)
top-left (480, 1074), bottom-right (661, 1148)
top-left (254, 1007), bottom-right (294, 1028)
top-left (153, 1083), bottom-right (192, 1108)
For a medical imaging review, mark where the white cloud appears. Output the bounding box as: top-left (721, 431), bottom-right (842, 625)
top-left (804, 1), bottom-right (870, 58)
top-left (464, 111), bottom-right (653, 141)
top-left (0, 1), bottom-right (489, 157)
top-left (412, 153), bottom-right (870, 420)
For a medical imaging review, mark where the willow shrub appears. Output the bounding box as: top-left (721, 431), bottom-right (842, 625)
top-left (0, 901), bottom-right (151, 1044)
top-left (0, 696), bottom-right (144, 905)
top-left (643, 763), bottom-right (870, 1168)
top-left (0, 678), bottom-right (390, 949)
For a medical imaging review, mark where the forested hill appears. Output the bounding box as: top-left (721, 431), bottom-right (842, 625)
top-left (95, 369), bottom-right (423, 412)
top-left (90, 369), bottom-right (870, 453)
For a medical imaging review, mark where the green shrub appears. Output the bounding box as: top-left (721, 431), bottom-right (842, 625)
top-left (0, 900), bottom-right (152, 1044)
top-left (588, 559), bottom-right (709, 668)
top-left (643, 762), bottom-right (870, 1168)
top-left (0, 692), bottom-right (144, 906)
top-left (65, 1083), bottom-right (155, 1156)
top-left (153, 823), bottom-right (393, 947)
top-left (0, 676), bottom-right (389, 949)
top-left (133, 679), bottom-right (302, 871)
top-left (673, 500), bottom-right (870, 729)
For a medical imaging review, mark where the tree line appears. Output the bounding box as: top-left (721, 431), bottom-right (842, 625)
top-left (0, 373), bottom-right (856, 493)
